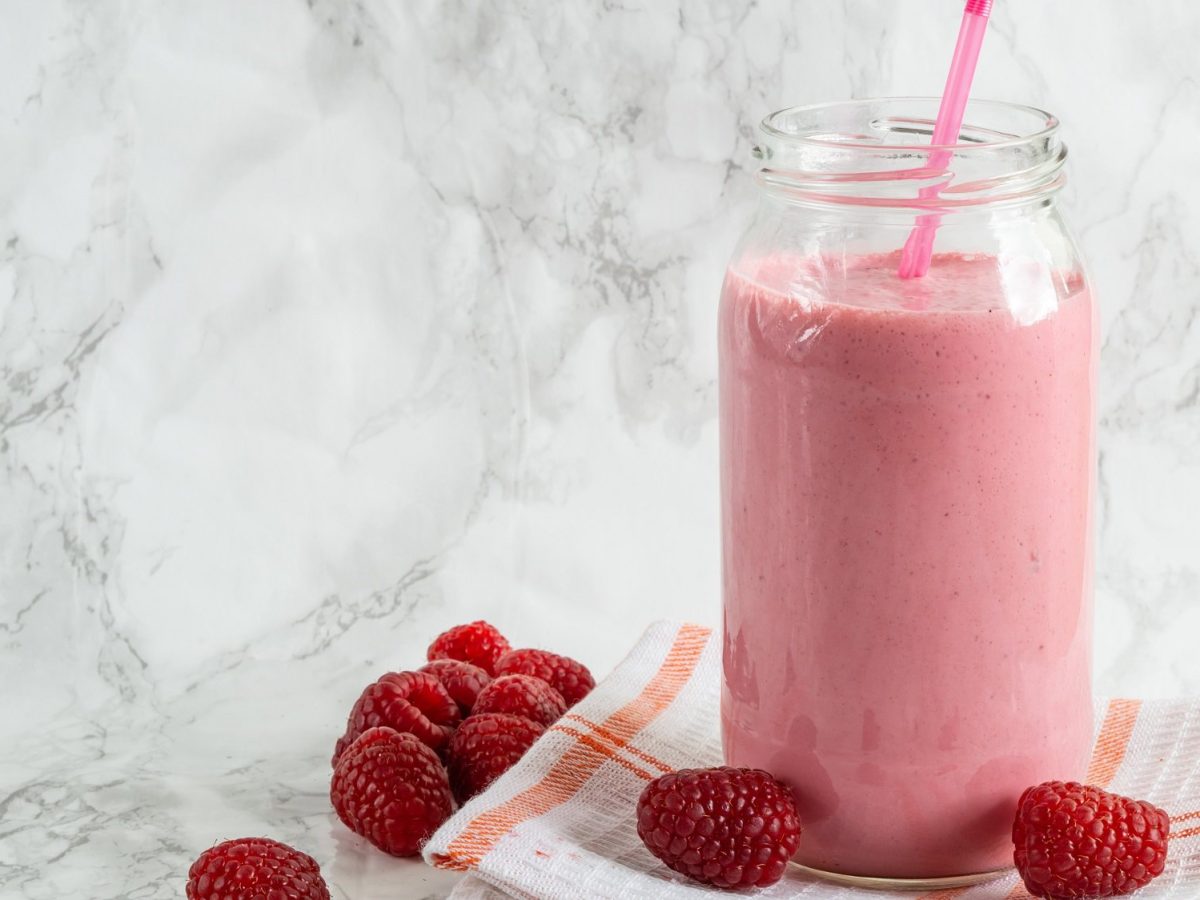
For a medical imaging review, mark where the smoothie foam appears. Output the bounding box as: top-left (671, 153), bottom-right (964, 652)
top-left (719, 252), bottom-right (1095, 877)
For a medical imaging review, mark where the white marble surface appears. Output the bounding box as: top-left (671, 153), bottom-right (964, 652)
top-left (2, 1), bottom-right (1198, 897)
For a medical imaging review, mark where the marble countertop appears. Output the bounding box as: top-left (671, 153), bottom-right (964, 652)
top-left (6, 620), bottom-right (485, 898)
top-left (4, 0), bottom-right (1200, 897)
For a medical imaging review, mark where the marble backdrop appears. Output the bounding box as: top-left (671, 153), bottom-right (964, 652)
top-left (2, 0), bottom-right (1198, 897)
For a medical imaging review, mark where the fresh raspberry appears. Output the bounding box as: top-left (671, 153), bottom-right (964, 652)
top-left (472, 674), bottom-right (567, 727)
top-left (427, 620), bottom-right (511, 675)
top-left (494, 648), bottom-right (595, 707)
top-left (636, 767), bottom-right (802, 889)
top-left (332, 671), bottom-right (461, 766)
top-left (330, 727), bottom-right (455, 857)
top-left (446, 713), bottom-right (544, 802)
top-left (1013, 781), bottom-right (1170, 899)
top-left (419, 659), bottom-right (492, 715)
top-left (186, 837), bottom-right (330, 900)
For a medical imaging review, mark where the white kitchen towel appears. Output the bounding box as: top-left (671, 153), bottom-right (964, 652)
top-left (424, 621), bottom-right (1200, 899)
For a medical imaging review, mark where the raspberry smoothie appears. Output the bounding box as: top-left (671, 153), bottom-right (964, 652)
top-left (719, 252), bottom-right (1095, 878)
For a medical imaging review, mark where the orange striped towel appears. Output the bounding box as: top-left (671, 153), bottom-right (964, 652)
top-left (423, 621), bottom-right (1200, 898)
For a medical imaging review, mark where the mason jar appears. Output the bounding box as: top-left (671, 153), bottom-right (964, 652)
top-left (719, 98), bottom-right (1095, 887)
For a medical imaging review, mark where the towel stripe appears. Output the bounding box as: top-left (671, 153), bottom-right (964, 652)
top-left (916, 888), bottom-right (970, 900)
top-left (1085, 699), bottom-right (1142, 787)
top-left (552, 725), bottom-right (655, 780)
top-left (561, 712), bottom-right (674, 774)
top-left (432, 623), bottom-right (710, 871)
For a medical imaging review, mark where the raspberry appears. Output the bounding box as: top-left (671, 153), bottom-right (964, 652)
top-left (472, 674), bottom-right (567, 727)
top-left (330, 727), bottom-right (455, 857)
top-left (419, 659), bottom-right (492, 715)
top-left (427, 620), bottom-right (511, 675)
top-left (186, 837), bottom-right (330, 900)
top-left (332, 671), bottom-right (460, 766)
top-left (446, 713), bottom-right (544, 802)
top-left (494, 648), bottom-right (595, 707)
top-left (636, 767), bottom-right (801, 889)
top-left (1013, 781), bottom-right (1170, 899)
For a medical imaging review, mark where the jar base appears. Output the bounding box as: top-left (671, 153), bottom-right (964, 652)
top-left (792, 862), bottom-right (1010, 892)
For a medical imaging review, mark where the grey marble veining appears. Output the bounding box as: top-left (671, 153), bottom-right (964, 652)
top-left (2, 1), bottom-right (1198, 897)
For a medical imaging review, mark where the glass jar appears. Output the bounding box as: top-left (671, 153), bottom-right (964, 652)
top-left (719, 98), bottom-right (1095, 887)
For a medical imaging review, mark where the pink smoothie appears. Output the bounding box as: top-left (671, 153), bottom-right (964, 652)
top-left (719, 252), bottom-right (1095, 878)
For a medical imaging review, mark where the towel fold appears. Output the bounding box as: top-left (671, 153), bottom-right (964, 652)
top-left (425, 621), bottom-right (1200, 898)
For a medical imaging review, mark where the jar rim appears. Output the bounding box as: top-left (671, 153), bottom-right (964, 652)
top-left (754, 97), bottom-right (1067, 211)
top-left (760, 97), bottom-right (1060, 154)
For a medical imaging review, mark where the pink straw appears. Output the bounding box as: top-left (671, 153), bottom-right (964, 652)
top-left (898, 0), bottom-right (994, 279)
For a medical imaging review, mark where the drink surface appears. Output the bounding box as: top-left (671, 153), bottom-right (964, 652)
top-left (719, 251), bottom-right (1095, 877)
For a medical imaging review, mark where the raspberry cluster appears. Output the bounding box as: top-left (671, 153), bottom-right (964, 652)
top-left (185, 620), bottom-right (593, 897)
top-left (330, 620), bottom-right (593, 852)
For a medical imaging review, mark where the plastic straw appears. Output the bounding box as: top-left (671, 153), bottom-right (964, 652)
top-left (898, 0), bottom-right (994, 279)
